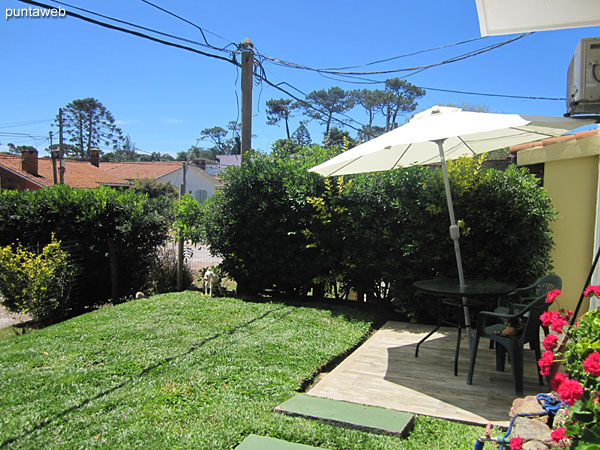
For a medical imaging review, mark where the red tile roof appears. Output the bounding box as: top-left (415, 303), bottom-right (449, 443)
top-left (100, 161), bottom-right (183, 180)
top-left (510, 128), bottom-right (600, 153)
top-left (0, 154), bottom-right (130, 188)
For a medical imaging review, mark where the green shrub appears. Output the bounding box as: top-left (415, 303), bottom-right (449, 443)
top-left (173, 194), bottom-right (204, 244)
top-left (0, 237), bottom-right (76, 324)
top-left (202, 147), bottom-right (339, 295)
top-left (0, 185), bottom-right (171, 311)
top-left (201, 147), bottom-right (555, 318)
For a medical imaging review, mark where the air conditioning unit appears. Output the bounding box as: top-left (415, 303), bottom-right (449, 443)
top-left (566, 37), bottom-right (600, 116)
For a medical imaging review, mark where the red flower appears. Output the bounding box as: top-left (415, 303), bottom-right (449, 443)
top-left (543, 334), bottom-right (559, 351)
top-left (538, 350), bottom-right (555, 377)
top-left (558, 379), bottom-right (584, 406)
top-left (551, 315), bottom-right (569, 333)
top-left (546, 289), bottom-right (562, 303)
top-left (540, 311), bottom-right (557, 327)
top-left (584, 285), bottom-right (600, 297)
top-left (583, 352), bottom-right (600, 377)
top-left (551, 427), bottom-right (567, 443)
top-left (550, 372), bottom-right (568, 392)
top-left (509, 437), bottom-right (525, 449)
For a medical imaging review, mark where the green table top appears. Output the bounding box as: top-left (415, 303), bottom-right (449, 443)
top-left (413, 278), bottom-right (516, 297)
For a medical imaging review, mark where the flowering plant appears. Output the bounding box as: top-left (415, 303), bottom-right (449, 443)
top-left (539, 287), bottom-right (600, 449)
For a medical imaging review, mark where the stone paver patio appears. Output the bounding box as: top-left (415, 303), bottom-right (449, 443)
top-left (308, 321), bottom-right (545, 428)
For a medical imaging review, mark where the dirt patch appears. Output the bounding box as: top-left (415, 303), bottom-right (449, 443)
top-left (0, 304), bottom-right (31, 329)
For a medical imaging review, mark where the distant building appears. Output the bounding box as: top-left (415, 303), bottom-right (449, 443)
top-left (216, 154), bottom-right (241, 173)
top-left (100, 159), bottom-right (221, 203)
top-left (0, 149), bottom-right (129, 190)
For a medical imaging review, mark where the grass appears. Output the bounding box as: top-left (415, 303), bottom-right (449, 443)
top-left (0, 292), bottom-right (484, 449)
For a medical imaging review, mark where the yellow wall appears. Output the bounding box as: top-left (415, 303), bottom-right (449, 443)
top-left (543, 156), bottom-right (598, 312)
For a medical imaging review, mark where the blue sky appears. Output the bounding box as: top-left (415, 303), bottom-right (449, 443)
top-left (1, 0), bottom-right (599, 158)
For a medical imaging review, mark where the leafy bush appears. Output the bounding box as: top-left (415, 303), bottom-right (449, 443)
top-left (173, 194), bottom-right (204, 244)
top-left (0, 185), bottom-right (171, 311)
top-left (0, 237), bottom-right (76, 324)
top-left (203, 156), bottom-right (314, 295)
top-left (201, 147), bottom-right (555, 318)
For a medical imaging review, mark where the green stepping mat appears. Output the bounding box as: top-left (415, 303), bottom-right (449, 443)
top-left (274, 394), bottom-right (414, 437)
top-left (235, 434), bottom-right (326, 449)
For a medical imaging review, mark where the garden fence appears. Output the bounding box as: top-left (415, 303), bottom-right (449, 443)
top-left (163, 241), bottom-right (222, 274)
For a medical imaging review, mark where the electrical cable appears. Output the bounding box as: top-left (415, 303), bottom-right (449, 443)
top-left (312, 36), bottom-right (493, 71)
top-left (17, 0), bottom-right (239, 66)
top-left (421, 86), bottom-right (565, 101)
top-left (46, 0), bottom-right (234, 55)
top-left (138, 0), bottom-right (237, 52)
top-left (40, 0), bottom-right (551, 103)
top-left (255, 33), bottom-right (532, 76)
top-left (0, 119), bottom-right (53, 129)
top-left (16, 0), bottom-right (372, 137)
top-left (16, 0), bottom-right (564, 144)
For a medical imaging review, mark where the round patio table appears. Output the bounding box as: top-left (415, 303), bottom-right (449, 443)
top-left (413, 278), bottom-right (516, 376)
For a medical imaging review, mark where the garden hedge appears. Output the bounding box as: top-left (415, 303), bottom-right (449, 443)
top-left (0, 185), bottom-right (171, 314)
top-left (202, 144), bottom-right (555, 321)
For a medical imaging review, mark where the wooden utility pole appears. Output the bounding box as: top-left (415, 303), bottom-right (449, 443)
top-left (49, 131), bottom-right (58, 185)
top-left (177, 183), bottom-right (185, 291)
top-left (58, 108), bottom-right (65, 184)
top-left (240, 38), bottom-right (254, 161)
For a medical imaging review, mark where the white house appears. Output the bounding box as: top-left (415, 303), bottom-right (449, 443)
top-left (100, 160), bottom-right (221, 203)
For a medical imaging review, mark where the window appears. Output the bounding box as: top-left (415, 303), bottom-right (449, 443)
top-left (193, 189), bottom-right (208, 203)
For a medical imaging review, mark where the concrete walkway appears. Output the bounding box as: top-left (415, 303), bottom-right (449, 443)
top-left (0, 304), bottom-right (31, 330)
top-left (308, 321), bottom-right (545, 428)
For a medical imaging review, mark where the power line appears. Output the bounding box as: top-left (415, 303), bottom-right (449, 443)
top-left (138, 0), bottom-right (237, 53)
top-left (18, 0), bottom-right (239, 66)
top-left (420, 86), bottom-right (565, 101)
top-left (0, 132), bottom-right (48, 139)
top-left (0, 119), bottom-right (53, 129)
top-left (270, 35), bottom-right (493, 72)
top-left (16, 0), bottom-right (564, 142)
top-left (46, 0), bottom-right (234, 56)
top-left (17, 0), bottom-right (372, 136)
top-left (257, 33), bottom-right (532, 76)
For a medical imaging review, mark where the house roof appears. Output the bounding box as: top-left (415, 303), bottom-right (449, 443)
top-left (100, 161), bottom-right (221, 185)
top-left (100, 161), bottom-right (184, 180)
top-left (0, 154), bottom-right (130, 188)
top-left (510, 128), bottom-right (600, 154)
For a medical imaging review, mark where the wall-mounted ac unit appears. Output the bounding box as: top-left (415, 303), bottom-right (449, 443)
top-left (567, 37), bottom-right (600, 116)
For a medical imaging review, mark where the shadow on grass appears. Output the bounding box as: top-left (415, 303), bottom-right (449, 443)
top-left (0, 320), bottom-right (38, 342)
top-left (0, 305), bottom-right (289, 448)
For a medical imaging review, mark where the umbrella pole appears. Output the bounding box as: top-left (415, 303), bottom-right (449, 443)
top-left (435, 140), bottom-right (472, 346)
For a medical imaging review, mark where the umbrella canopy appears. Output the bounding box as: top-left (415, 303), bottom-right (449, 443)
top-left (309, 106), bottom-right (594, 177)
top-left (309, 105), bottom-right (593, 340)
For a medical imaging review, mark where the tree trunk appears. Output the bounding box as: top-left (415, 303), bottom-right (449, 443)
top-left (87, 111), bottom-right (94, 159)
top-left (385, 107), bottom-right (391, 132)
top-left (78, 116), bottom-right (85, 159)
top-left (107, 238), bottom-right (119, 303)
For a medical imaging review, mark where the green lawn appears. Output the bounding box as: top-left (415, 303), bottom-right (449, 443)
top-left (0, 293), bottom-right (484, 449)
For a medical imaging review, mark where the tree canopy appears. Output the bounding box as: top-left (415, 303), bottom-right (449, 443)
top-left (56, 98), bottom-right (124, 160)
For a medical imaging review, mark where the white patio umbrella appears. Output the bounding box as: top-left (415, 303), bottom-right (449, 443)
top-left (309, 105), bottom-right (593, 334)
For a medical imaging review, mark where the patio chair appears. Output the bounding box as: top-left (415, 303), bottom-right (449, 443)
top-left (467, 293), bottom-right (549, 395)
top-left (490, 273), bottom-right (562, 348)
top-left (496, 273), bottom-right (561, 314)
